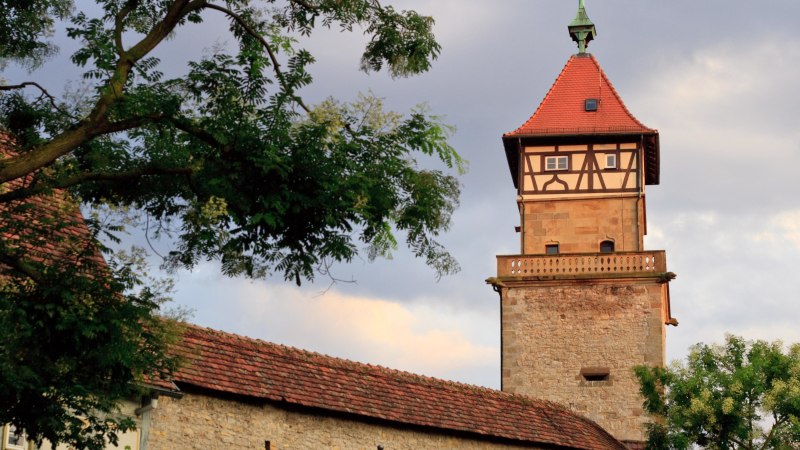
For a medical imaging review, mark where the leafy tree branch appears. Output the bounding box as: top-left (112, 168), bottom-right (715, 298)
top-left (636, 335), bottom-right (800, 449)
top-left (0, 1), bottom-right (457, 447)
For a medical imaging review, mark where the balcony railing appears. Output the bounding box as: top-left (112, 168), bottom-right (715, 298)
top-left (497, 251), bottom-right (666, 278)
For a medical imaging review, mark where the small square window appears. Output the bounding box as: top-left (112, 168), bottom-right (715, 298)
top-left (605, 154), bottom-right (617, 169)
top-left (545, 244), bottom-right (559, 255)
top-left (585, 98), bottom-right (598, 111)
top-left (545, 156), bottom-right (568, 171)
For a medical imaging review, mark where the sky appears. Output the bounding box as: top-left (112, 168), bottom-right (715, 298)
top-left (4, 0), bottom-right (800, 389)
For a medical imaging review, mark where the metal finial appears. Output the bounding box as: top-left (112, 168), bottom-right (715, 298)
top-left (569, 0), bottom-right (597, 54)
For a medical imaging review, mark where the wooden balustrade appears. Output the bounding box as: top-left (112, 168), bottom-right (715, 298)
top-left (497, 251), bottom-right (667, 277)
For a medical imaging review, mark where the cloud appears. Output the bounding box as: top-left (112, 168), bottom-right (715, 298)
top-left (174, 270), bottom-right (499, 387)
top-left (648, 206), bottom-right (800, 362)
top-left (632, 36), bottom-right (800, 142)
top-left (770, 211), bottom-right (800, 250)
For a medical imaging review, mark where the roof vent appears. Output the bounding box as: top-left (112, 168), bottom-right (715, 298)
top-left (585, 98), bottom-right (598, 111)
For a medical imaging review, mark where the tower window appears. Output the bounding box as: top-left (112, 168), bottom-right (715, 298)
top-left (545, 156), bottom-right (568, 171)
top-left (545, 244), bottom-right (559, 255)
top-left (600, 240), bottom-right (615, 253)
top-left (585, 98), bottom-right (598, 111)
top-left (605, 154), bottom-right (617, 169)
top-left (582, 373), bottom-right (610, 382)
top-left (580, 367), bottom-right (610, 383)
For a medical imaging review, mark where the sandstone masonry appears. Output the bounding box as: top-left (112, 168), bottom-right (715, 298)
top-left (148, 393), bottom-right (547, 450)
top-left (499, 278), bottom-right (668, 442)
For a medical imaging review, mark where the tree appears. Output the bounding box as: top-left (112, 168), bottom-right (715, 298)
top-left (635, 335), bottom-right (800, 449)
top-left (0, 1), bottom-right (463, 448)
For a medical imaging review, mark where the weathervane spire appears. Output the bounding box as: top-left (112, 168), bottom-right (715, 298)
top-left (568, 0), bottom-right (597, 54)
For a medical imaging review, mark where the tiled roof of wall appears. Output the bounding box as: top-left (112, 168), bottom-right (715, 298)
top-left (0, 134), bottom-right (102, 274)
top-left (172, 323), bottom-right (627, 450)
top-left (505, 54), bottom-right (654, 137)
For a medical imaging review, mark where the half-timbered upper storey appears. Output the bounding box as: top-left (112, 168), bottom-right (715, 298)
top-left (502, 54), bottom-right (660, 200)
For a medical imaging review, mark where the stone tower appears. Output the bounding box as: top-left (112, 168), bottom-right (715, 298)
top-left (487, 2), bottom-right (677, 444)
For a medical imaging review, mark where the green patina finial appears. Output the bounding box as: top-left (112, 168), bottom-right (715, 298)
top-left (568, 0), bottom-right (597, 54)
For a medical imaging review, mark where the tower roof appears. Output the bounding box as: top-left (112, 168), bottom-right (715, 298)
top-left (501, 54), bottom-right (660, 187)
top-left (505, 54), bottom-right (654, 138)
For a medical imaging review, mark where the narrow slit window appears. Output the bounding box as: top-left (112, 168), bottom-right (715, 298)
top-left (583, 373), bottom-right (610, 382)
top-left (545, 156), bottom-right (568, 171)
top-left (545, 244), bottom-right (559, 255)
top-left (580, 367), bottom-right (610, 383)
top-left (600, 240), bottom-right (615, 253)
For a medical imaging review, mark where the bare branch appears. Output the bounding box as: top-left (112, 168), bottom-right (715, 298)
top-left (756, 416), bottom-right (787, 450)
top-left (144, 214), bottom-right (166, 259)
top-left (0, 166), bottom-right (194, 204)
top-left (114, 0), bottom-right (141, 56)
top-left (0, 81), bottom-right (71, 116)
top-left (314, 256), bottom-right (357, 296)
top-left (164, 117), bottom-right (231, 152)
top-left (0, 247), bottom-right (44, 284)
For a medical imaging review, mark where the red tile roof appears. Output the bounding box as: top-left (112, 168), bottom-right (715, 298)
top-left (0, 135), bottom-right (103, 275)
top-left (172, 323), bottom-right (627, 450)
top-left (505, 54), bottom-right (654, 137)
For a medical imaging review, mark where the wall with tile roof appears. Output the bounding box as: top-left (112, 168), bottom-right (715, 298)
top-left (146, 324), bottom-right (627, 450)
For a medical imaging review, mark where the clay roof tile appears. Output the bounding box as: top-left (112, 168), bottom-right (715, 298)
top-left (505, 54), bottom-right (654, 137)
top-left (171, 323), bottom-right (627, 450)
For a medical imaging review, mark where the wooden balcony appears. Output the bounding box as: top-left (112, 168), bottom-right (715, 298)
top-left (497, 251), bottom-right (667, 278)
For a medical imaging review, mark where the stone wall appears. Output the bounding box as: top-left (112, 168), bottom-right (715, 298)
top-left (500, 278), bottom-right (667, 442)
top-left (521, 197), bottom-right (644, 255)
top-left (147, 394), bottom-right (542, 450)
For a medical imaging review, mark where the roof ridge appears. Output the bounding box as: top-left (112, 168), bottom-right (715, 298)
top-left (504, 53), bottom-right (654, 138)
top-left (588, 54), bottom-right (649, 130)
top-left (174, 322), bottom-right (627, 449)
top-left (506, 54), bottom-right (576, 136)
top-left (181, 322), bottom-right (554, 403)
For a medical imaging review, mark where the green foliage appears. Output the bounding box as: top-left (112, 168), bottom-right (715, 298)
top-left (635, 335), bottom-right (800, 449)
top-left (0, 1), bottom-right (458, 448)
top-left (0, 0), bottom-right (72, 68)
top-left (0, 197), bottom-right (181, 450)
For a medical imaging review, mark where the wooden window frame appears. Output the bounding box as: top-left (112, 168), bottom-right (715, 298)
top-left (544, 155), bottom-right (568, 171)
top-left (605, 154), bottom-right (617, 170)
top-left (3, 424), bottom-right (27, 450)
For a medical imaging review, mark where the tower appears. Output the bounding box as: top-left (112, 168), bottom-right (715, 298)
top-left (488, 2), bottom-right (677, 444)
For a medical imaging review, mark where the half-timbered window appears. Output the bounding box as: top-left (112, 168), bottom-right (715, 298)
top-left (3, 424), bottom-right (26, 450)
top-left (605, 154), bottom-right (617, 169)
top-left (545, 156), bottom-right (568, 171)
top-left (600, 240), bottom-right (615, 253)
top-left (545, 244), bottom-right (559, 255)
